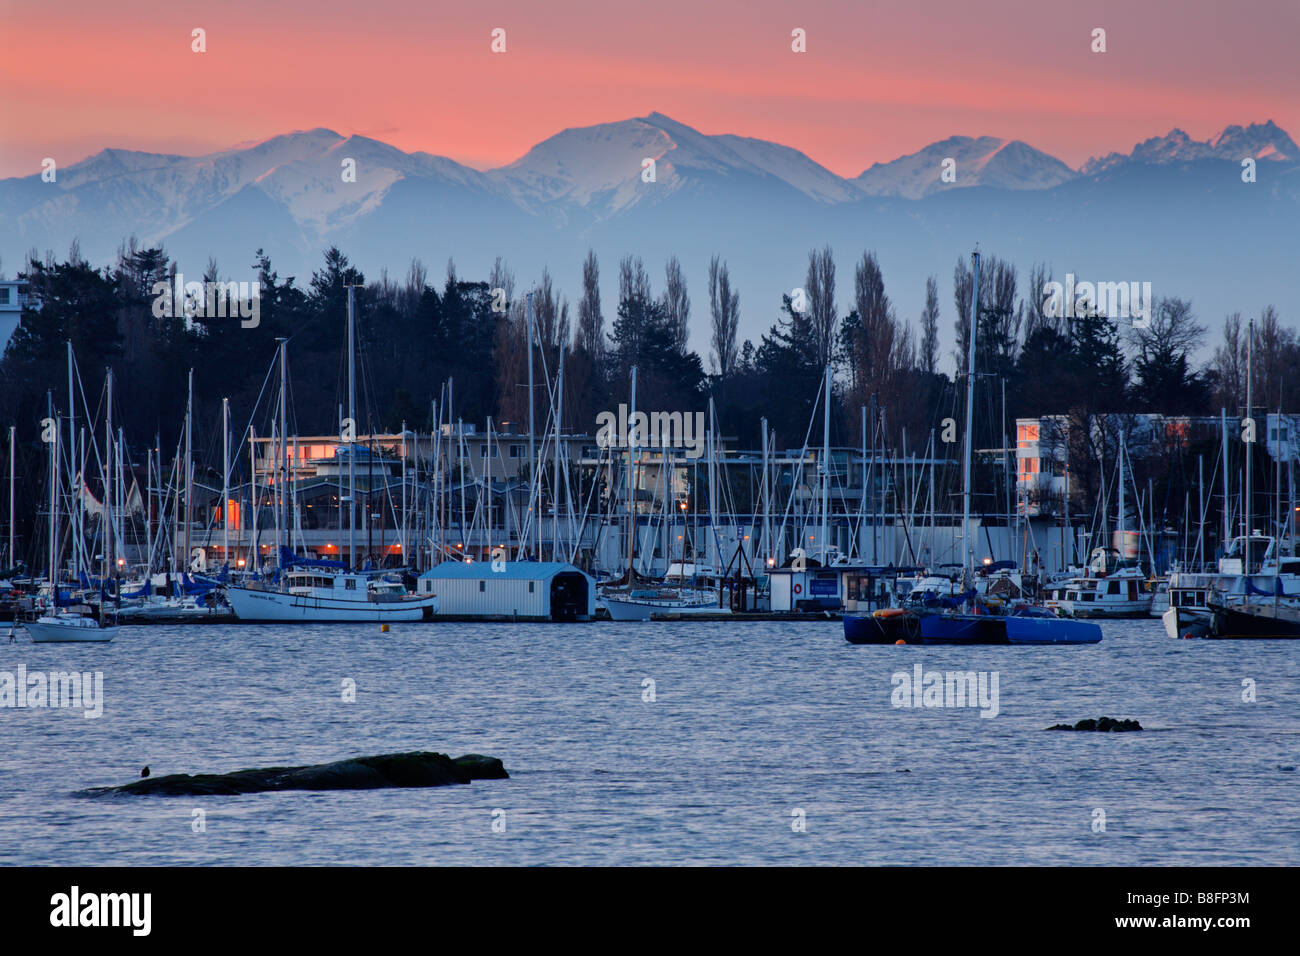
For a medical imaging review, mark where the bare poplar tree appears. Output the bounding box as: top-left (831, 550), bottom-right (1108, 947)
top-left (619, 254), bottom-right (651, 307)
top-left (532, 267), bottom-right (570, 353)
top-left (1211, 312), bottom-right (1245, 411)
top-left (488, 256), bottom-right (514, 315)
top-left (805, 246), bottom-right (837, 368)
top-left (576, 249), bottom-right (603, 357)
top-left (920, 275), bottom-right (940, 375)
top-left (708, 255), bottom-right (740, 378)
top-left (662, 255), bottom-right (690, 354)
top-left (854, 251), bottom-right (891, 383)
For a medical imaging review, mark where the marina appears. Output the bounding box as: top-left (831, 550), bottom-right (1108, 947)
top-left (3, 253), bottom-right (1300, 640)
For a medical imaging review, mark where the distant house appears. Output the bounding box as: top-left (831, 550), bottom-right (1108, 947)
top-left (0, 280), bottom-right (33, 355)
top-left (416, 560), bottom-right (595, 621)
top-left (1015, 412), bottom-right (1227, 515)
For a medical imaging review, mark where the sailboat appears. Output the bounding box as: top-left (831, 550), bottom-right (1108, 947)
top-left (22, 396), bottom-right (117, 643)
top-left (1168, 322), bottom-right (1300, 640)
top-left (1057, 440), bottom-right (1153, 618)
top-left (900, 249), bottom-right (1101, 646)
top-left (598, 368), bottom-right (726, 621)
top-left (223, 296), bottom-right (437, 623)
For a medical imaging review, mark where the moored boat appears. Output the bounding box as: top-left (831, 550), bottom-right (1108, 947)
top-left (603, 586), bottom-right (725, 621)
top-left (1203, 601), bottom-right (1300, 639)
top-left (844, 607), bottom-right (921, 644)
top-left (920, 608), bottom-right (1101, 645)
top-left (22, 613), bottom-right (118, 643)
top-left (225, 570), bottom-right (437, 622)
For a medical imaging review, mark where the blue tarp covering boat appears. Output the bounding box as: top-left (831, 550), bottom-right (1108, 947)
top-left (920, 612), bottom-right (1102, 645)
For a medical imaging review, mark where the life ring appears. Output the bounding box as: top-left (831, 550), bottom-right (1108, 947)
top-left (793, 583), bottom-right (802, 595)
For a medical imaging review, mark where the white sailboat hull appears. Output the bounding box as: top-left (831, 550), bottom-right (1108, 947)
top-left (604, 598), bottom-right (654, 621)
top-left (23, 615), bottom-right (118, 643)
top-left (225, 586), bottom-right (436, 622)
top-left (603, 594), bottom-right (728, 621)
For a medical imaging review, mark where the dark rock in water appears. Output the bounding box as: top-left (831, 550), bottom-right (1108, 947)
top-left (1046, 717), bottom-right (1142, 732)
top-left (452, 753), bottom-right (509, 779)
top-left (140, 766), bottom-right (150, 778)
top-left (79, 751), bottom-right (508, 797)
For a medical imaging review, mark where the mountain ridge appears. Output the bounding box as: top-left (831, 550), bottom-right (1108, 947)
top-left (2, 113), bottom-right (1295, 365)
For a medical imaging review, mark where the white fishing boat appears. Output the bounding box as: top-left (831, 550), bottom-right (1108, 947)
top-left (22, 612), bottom-right (117, 643)
top-left (1057, 566), bottom-right (1151, 618)
top-left (225, 570), bottom-right (437, 622)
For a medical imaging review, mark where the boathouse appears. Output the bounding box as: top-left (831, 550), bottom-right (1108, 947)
top-left (768, 563), bottom-right (921, 613)
top-left (416, 561), bottom-right (595, 621)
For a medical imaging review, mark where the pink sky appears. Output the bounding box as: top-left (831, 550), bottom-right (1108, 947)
top-left (2, 0), bottom-right (1298, 178)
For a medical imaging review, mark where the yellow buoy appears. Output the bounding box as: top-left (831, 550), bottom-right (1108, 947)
top-left (380, 623), bottom-right (390, 633)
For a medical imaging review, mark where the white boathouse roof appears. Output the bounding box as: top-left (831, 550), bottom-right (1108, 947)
top-left (418, 561), bottom-right (584, 581)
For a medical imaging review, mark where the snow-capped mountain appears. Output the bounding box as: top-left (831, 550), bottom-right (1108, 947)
top-left (855, 136), bottom-right (1079, 199)
top-left (1081, 120), bottom-right (1300, 174)
top-left (1, 114), bottom-right (1296, 363)
top-left (488, 112), bottom-right (856, 222)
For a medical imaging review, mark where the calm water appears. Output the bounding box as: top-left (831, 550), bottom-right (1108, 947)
top-left (1, 617), bottom-right (1296, 865)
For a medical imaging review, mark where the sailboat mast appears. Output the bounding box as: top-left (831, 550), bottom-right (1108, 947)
top-left (761, 417), bottom-right (770, 566)
top-left (1245, 318), bottom-right (1254, 571)
top-left (627, 365), bottom-right (638, 574)
top-left (962, 249), bottom-right (980, 587)
top-left (222, 397), bottom-right (230, 567)
top-left (347, 286), bottom-right (357, 569)
top-left (709, 395), bottom-right (719, 570)
top-left (1221, 407), bottom-right (1230, 556)
top-left (820, 366), bottom-right (830, 564)
top-left (248, 426), bottom-right (258, 571)
top-left (1118, 435), bottom-right (1126, 564)
top-left (66, 342), bottom-right (77, 578)
top-left (553, 350), bottom-right (563, 561)
top-left (401, 419), bottom-right (408, 562)
top-left (184, 368), bottom-right (193, 573)
top-left (117, 427), bottom-right (125, 574)
top-left (527, 291), bottom-right (536, 559)
top-left (277, 338), bottom-right (287, 568)
top-left (145, 438), bottom-right (153, 571)
top-left (47, 393), bottom-right (57, 590)
top-left (105, 369), bottom-right (114, 578)
top-left (7, 425), bottom-right (14, 567)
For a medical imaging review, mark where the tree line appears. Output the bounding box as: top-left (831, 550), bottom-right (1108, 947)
top-left (0, 239), bottom-right (1291, 563)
